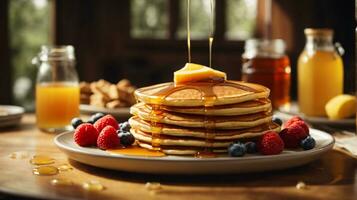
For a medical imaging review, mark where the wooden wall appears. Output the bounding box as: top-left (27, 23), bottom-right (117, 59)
top-left (0, 0), bottom-right (11, 104)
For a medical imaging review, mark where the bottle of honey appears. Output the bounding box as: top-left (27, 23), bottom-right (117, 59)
top-left (241, 39), bottom-right (291, 109)
top-left (298, 29), bottom-right (344, 117)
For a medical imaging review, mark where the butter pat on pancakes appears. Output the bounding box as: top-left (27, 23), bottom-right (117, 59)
top-left (174, 63), bottom-right (226, 84)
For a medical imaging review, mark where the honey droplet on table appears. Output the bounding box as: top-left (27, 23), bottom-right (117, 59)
top-left (296, 181), bottom-right (307, 190)
top-left (8, 151), bottom-right (29, 159)
top-left (33, 166), bottom-right (59, 176)
top-left (57, 164), bottom-right (73, 172)
top-left (51, 178), bottom-right (74, 186)
top-left (82, 181), bottom-right (105, 191)
top-left (145, 182), bottom-right (162, 191)
top-left (30, 155), bottom-right (55, 165)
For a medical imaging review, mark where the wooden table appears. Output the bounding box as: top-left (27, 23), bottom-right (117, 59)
top-left (0, 114), bottom-right (356, 200)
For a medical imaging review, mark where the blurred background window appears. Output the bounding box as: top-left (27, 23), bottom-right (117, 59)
top-left (131, 0), bottom-right (257, 40)
top-left (177, 0), bottom-right (214, 40)
top-left (226, 0), bottom-right (257, 40)
top-left (130, 0), bottom-right (169, 39)
top-left (9, 0), bottom-right (52, 110)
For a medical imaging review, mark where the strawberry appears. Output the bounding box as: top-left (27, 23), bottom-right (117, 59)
top-left (258, 131), bottom-right (284, 155)
top-left (97, 126), bottom-right (120, 150)
top-left (73, 123), bottom-right (99, 147)
top-left (93, 114), bottom-right (119, 132)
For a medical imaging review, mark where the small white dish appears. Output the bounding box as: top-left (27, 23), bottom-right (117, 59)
top-left (55, 128), bottom-right (334, 174)
top-left (0, 105), bottom-right (24, 128)
top-left (278, 102), bottom-right (355, 127)
top-left (80, 104), bottom-right (130, 118)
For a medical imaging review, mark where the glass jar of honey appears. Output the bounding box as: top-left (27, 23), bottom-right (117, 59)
top-left (33, 45), bottom-right (80, 132)
top-left (241, 39), bottom-right (291, 109)
top-left (298, 29), bottom-right (344, 117)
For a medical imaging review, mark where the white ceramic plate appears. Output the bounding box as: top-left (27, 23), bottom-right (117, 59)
top-left (55, 128), bottom-right (334, 174)
top-left (278, 102), bottom-right (355, 126)
top-left (0, 105), bottom-right (24, 128)
top-left (80, 104), bottom-right (130, 118)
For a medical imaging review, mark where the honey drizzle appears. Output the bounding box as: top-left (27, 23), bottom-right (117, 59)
top-left (187, 0), bottom-right (191, 63)
top-left (208, 0), bottom-right (214, 68)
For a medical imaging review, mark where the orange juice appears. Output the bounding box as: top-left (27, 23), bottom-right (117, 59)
top-left (36, 82), bottom-right (79, 131)
top-left (298, 50), bottom-right (343, 116)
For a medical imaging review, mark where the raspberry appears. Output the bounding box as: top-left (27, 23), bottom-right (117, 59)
top-left (290, 120), bottom-right (309, 135)
top-left (94, 114), bottom-right (119, 132)
top-left (73, 123), bottom-right (99, 147)
top-left (258, 131), bottom-right (284, 155)
top-left (97, 126), bottom-right (120, 150)
top-left (279, 125), bottom-right (303, 148)
top-left (284, 116), bottom-right (303, 128)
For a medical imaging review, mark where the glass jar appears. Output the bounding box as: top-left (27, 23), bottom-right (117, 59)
top-left (241, 39), bottom-right (291, 109)
top-left (298, 29), bottom-right (344, 117)
top-left (33, 45), bottom-right (80, 132)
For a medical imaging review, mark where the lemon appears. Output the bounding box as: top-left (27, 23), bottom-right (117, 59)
top-left (325, 94), bottom-right (356, 120)
top-left (174, 63), bottom-right (226, 84)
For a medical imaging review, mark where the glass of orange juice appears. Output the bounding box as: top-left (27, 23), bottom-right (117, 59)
top-left (298, 29), bottom-right (344, 117)
top-left (34, 45), bottom-right (79, 132)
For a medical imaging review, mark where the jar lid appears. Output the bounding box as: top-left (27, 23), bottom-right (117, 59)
top-left (243, 39), bottom-right (286, 58)
top-left (38, 45), bottom-right (75, 61)
top-left (304, 28), bottom-right (333, 36)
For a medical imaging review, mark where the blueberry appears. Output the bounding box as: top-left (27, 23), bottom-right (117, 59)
top-left (87, 118), bottom-right (95, 124)
top-left (245, 141), bottom-right (257, 154)
top-left (119, 121), bottom-right (131, 132)
top-left (272, 116), bottom-right (283, 126)
top-left (90, 113), bottom-right (105, 123)
top-left (118, 131), bottom-right (135, 146)
top-left (300, 136), bottom-right (316, 150)
top-left (71, 118), bottom-right (83, 129)
top-left (228, 142), bottom-right (246, 157)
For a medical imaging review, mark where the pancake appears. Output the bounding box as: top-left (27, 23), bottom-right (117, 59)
top-left (131, 128), bottom-right (278, 155)
top-left (156, 98), bottom-right (271, 116)
top-left (130, 102), bottom-right (273, 129)
top-left (134, 81), bottom-right (270, 107)
top-left (137, 142), bottom-right (227, 155)
top-left (129, 116), bottom-right (280, 140)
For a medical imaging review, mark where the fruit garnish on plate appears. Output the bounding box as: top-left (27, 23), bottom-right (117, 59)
top-left (227, 116), bottom-right (316, 157)
top-left (325, 94), bottom-right (356, 120)
top-left (73, 113), bottom-right (135, 150)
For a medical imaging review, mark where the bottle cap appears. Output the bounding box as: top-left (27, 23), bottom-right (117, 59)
top-left (304, 28), bottom-right (333, 36)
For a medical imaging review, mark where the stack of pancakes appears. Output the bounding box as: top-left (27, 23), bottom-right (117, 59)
top-left (129, 81), bottom-right (280, 155)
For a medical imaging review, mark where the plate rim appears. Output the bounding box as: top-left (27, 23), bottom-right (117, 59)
top-left (278, 102), bottom-right (355, 124)
top-left (0, 105), bottom-right (25, 118)
top-left (54, 128), bottom-right (335, 163)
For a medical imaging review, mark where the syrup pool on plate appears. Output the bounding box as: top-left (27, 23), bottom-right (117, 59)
top-left (107, 145), bottom-right (166, 157)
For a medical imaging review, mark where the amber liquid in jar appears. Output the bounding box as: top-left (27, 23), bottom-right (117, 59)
top-left (242, 56), bottom-right (291, 108)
